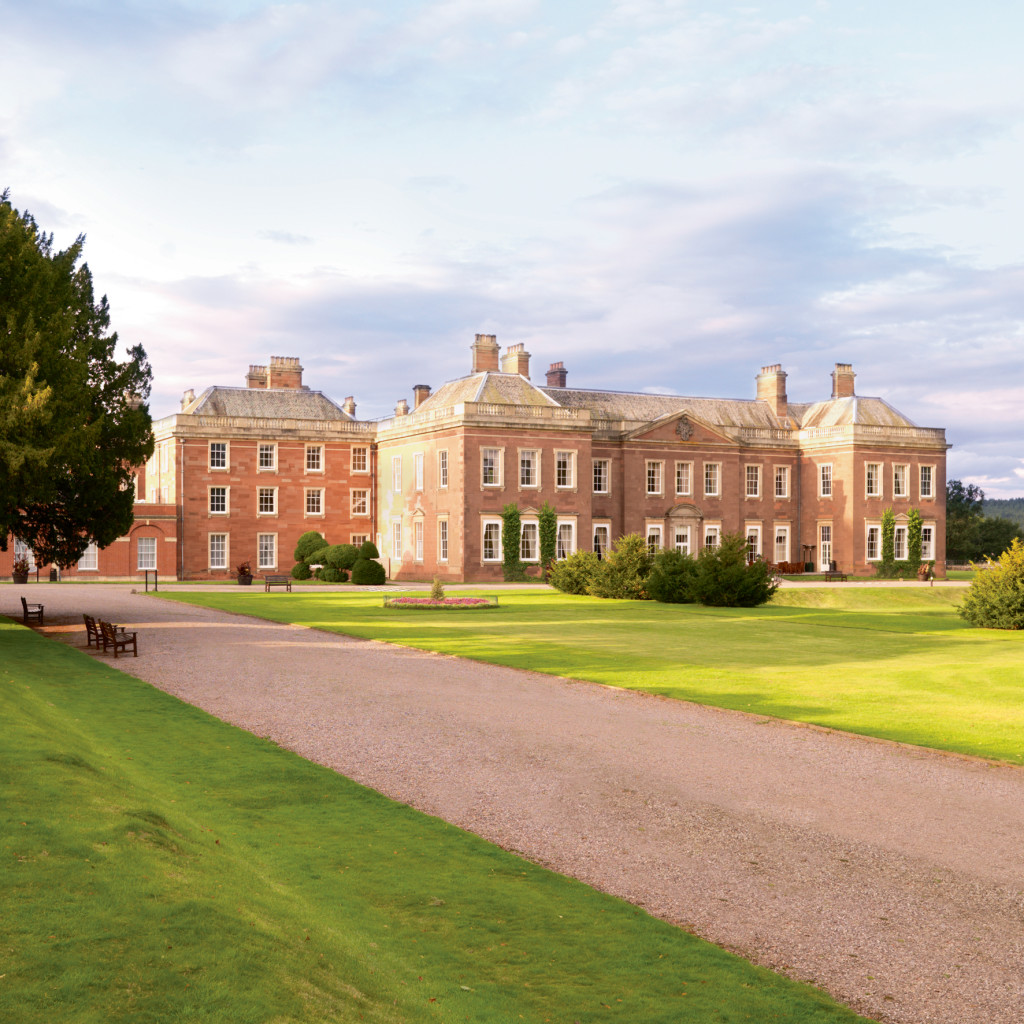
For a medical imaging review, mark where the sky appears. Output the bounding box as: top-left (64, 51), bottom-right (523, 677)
top-left (3, 0), bottom-right (1022, 494)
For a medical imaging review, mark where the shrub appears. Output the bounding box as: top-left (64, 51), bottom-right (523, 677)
top-left (501, 504), bottom-right (528, 581)
top-left (587, 534), bottom-right (652, 600)
top-left (538, 503), bottom-right (557, 567)
top-left (351, 558), bottom-right (386, 585)
top-left (548, 550), bottom-right (602, 595)
top-left (647, 549), bottom-right (697, 603)
top-left (324, 544), bottom-right (358, 571)
top-left (307, 545), bottom-right (331, 567)
top-left (293, 531), bottom-right (327, 563)
top-left (291, 562), bottom-right (312, 581)
top-left (958, 538), bottom-right (1024, 629)
top-left (430, 577), bottom-right (445, 601)
top-left (689, 533), bottom-right (778, 607)
top-left (358, 540), bottom-right (380, 559)
top-left (320, 566), bottom-right (348, 584)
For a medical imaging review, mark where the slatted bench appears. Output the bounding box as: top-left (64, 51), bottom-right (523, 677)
top-left (99, 619), bottom-right (138, 658)
top-left (823, 570), bottom-right (848, 582)
top-left (83, 613), bottom-right (100, 647)
top-left (21, 596), bottom-right (43, 625)
top-left (263, 574), bottom-right (293, 592)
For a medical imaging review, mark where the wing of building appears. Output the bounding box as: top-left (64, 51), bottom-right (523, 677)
top-left (2, 342), bottom-right (949, 580)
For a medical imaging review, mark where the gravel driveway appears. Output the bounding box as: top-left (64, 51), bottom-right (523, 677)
top-left (24, 584), bottom-right (1024, 1024)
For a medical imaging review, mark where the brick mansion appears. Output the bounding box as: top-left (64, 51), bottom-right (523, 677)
top-left (2, 336), bottom-right (948, 581)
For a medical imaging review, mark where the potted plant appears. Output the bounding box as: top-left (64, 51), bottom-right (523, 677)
top-left (11, 556), bottom-right (31, 584)
top-left (235, 559), bottom-right (254, 586)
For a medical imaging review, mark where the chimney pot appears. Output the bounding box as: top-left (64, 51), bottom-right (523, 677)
top-left (246, 364), bottom-right (268, 389)
top-left (546, 361), bottom-right (568, 388)
top-left (500, 342), bottom-right (531, 378)
top-left (266, 355), bottom-right (304, 389)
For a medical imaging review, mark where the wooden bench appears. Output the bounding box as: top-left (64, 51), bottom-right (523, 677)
top-left (99, 619), bottom-right (138, 658)
top-left (823, 570), bottom-right (848, 582)
top-left (83, 613), bottom-right (100, 647)
top-left (21, 596), bottom-right (43, 625)
top-left (263, 574), bottom-right (293, 592)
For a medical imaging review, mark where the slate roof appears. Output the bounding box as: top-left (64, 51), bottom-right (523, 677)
top-left (416, 372), bottom-right (560, 412)
top-left (183, 387), bottom-right (354, 421)
top-left (789, 396), bottom-right (918, 429)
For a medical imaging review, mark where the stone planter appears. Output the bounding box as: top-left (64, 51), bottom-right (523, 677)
top-left (237, 575), bottom-right (253, 586)
top-left (12, 574), bottom-right (28, 585)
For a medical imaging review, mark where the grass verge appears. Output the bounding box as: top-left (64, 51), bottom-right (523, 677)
top-left (159, 585), bottom-right (1024, 766)
top-left (1, 619), bottom-right (873, 1023)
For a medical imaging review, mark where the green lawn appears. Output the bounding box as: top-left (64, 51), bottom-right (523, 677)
top-left (1, 620), bottom-right (872, 1023)
top-left (161, 585), bottom-right (1024, 766)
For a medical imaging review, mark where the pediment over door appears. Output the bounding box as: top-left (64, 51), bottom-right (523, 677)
top-left (666, 502), bottom-right (703, 520)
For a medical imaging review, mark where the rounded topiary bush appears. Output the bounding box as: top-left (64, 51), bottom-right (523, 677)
top-left (320, 566), bottom-right (348, 584)
top-left (294, 531), bottom-right (327, 563)
top-left (647, 549), bottom-right (697, 603)
top-left (358, 540), bottom-right (380, 559)
top-left (958, 538), bottom-right (1024, 629)
top-left (351, 557), bottom-right (386, 585)
top-left (548, 550), bottom-right (602, 595)
top-left (324, 544), bottom-right (358, 571)
top-left (291, 562), bottom-right (312, 581)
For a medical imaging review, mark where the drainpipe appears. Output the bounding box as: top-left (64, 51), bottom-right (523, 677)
top-left (370, 441), bottom-right (378, 550)
top-left (178, 437), bottom-right (185, 581)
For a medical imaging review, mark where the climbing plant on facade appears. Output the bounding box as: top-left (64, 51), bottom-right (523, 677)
top-left (501, 503), bottom-right (527, 581)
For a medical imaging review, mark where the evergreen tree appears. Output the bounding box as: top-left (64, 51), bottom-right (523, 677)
top-left (1, 191), bottom-right (153, 566)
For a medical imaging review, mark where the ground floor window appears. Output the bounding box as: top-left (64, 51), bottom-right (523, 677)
top-left (921, 525), bottom-right (934, 561)
top-left (745, 525), bottom-right (761, 561)
top-left (646, 525), bottom-right (662, 553)
top-left (556, 522), bottom-right (575, 560)
top-left (520, 522), bottom-right (538, 561)
top-left (774, 526), bottom-right (789, 563)
top-left (594, 524), bottom-right (610, 559)
top-left (819, 524), bottom-right (832, 570)
top-left (78, 542), bottom-right (99, 571)
top-left (438, 521), bottom-right (448, 562)
top-left (704, 525), bottom-right (720, 550)
top-left (209, 533), bottom-right (227, 570)
top-left (414, 520), bottom-right (424, 562)
top-left (866, 525), bottom-right (880, 561)
top-left (14, 538), bottom-right (36, 570)
top-left (894, 524), bottom-right (907, 561)
top-left (137, 536), bottom-right (157, 570)
top-left (257, 533), bottom-right (276, 570)
top-left (483, 521), bottom-right (501, 561)
top-left (392, 520), bottom-right (402, 561)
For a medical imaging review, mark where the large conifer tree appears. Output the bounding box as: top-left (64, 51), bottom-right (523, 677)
top-left (0, 190), bottom-right (153, 566)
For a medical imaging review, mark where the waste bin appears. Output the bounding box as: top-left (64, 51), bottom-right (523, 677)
top-left (49, 568), bottom-right (58, 582)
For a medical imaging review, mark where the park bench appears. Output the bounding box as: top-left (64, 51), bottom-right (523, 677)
top-left (21, 596), bottom-right (43, 625)
top-left (823, 570), bottom-right (848, 582)
top-left (263, 574), bottom-right (293, 592)
top-left (98, 619), bottom-right (138, 658)
top-left (83, 613), bottom-right (100, 647)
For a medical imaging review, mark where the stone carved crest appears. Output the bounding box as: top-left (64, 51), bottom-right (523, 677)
top-left (676, 415), bottom-right (693, 441)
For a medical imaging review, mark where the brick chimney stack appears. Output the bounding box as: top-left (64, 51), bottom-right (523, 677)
top-left (471, 333), bottom-right (500, 373)
top-left (267, 356), bottom-right (304, 389)
top-left (831, 363), bottom-right (856, 399)
top-left (756, 364), bottom-right (788, 419)
top-left (395, 398), bottom-right (409, 417)
top-left (412, 384), bottom-right (431, 409)
top-left (342, 396), bottom-right (356, 418)
top-left (246, 364), bottom-right (268, 388)
top-left (546, 361), bottom-right (567, 388)
top-left (500, 343), bottom-right (531, 378)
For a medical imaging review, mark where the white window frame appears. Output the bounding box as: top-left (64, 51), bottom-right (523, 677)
top-left (438, 519), bottom-right (449, 562)
top-left (305, 445), bottom-right (323, 474)
top-left (745, 524), bottom-right (761, 560)
top-left (257, 442), bottom-right (277, 472)
top-left (594, 523), bottom-right (611, 559)
top-left (414, 452), bottom-right (424, 491)
top-left (392, 455), bottom-right (402, 493)
top-left (257, 487), bottom-right (277, 516)
top-left (745, 465), bottom-right (761, 499)
top-left (774, 465), bottom-right (789, 499)
top-left (866, 462), bottom-right (882, 498)
top-left (481, 447), bottom-right (503, 488)
top-left (519, 449), bottom-right (538, 489)
top-left (894, 524), bottom-right (908, 560)
top-left (137, 536), bottom-right (157, 571)
top-left (392, 518), bottom-right (403, 561)
top-left (920, 465), bottom-right (934, 499)
top-left (893, 464), bottom-right (909, 499)
top-left (646, 524), bottom-right (663, 553)
top-left (414, 520), bottom-right (424, 562)
top-left (820, 464), bottom-right (833, 498)
top-left (209, 533), bottom-right (228, 570)
top-left (555, 520), bottom-right (575, 559)
top-left (351, 488), bottom-right (369, 517)
top-left (704, 463), bottom-right (720, 498)
top-left (866, 524), bottom-right (881, 561)
top-left (774, 525), bottom-right (789, 564)
top-left (593, 459), bottom-right (609, 494)
top-left (520, 521), bottom-right (539, 561)
top-left (676, 461), bottom-right (692, 497)
top-left (673, 525), bottom-right (690, 555)
top-left (305, 488), bottom-right (323, 517)
top-left (77, 542), bottom-right (99, 571)
top-left (257, 533), bottom-right (276, 570)
top-left (209, 442), bottom-right (228, 471)
top-left (703, 525), bottom-right (721, 550)
top-left (555, 451), bottom-right (575, 490)
top-left (921, 523), bottom-right (935, 561)
top-left (482, 519), bottom-right (502, 561)
top-left (819, 524), bottom-right (832, 570)
top-left (209, 485), bottom-right (228, 515)
top-left (646, 460), bottom-right (664, 496)
top-left (351, 534), bottom-right (369, 548)
top-left (438, 450), bottom-right (449, 489)
top-left (14, 538), bottom-right (36, 570)
top-left (351, 446), bottom-right (369, 474)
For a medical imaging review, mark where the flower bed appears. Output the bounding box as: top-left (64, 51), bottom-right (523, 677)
top-left (382, 596), bottom-right (499, 609)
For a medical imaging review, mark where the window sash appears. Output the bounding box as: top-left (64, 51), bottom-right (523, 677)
top-left (392, 456), bottom-right (402, 492)
top-left (414, 453), bottom-right (424, 491)
top-left (556, 523), bottom-right (574, 559)
top-left (745, 466), bottom-right (760, 498)
top-left (257, 534), bottom-right (276, 569)
top-left (520, 522), bottom-right (538, 561)
top-left (520, 451), bottom-right (537, 487)
top-left (306, 446), bottom-right (322, 472)
top-left (392, 521), bottom-right (402, 560)
top-left (414, 521), bottom-right (424, 561)
top-left (258, 488), bottom-right (276, 514)
top-left (482, 449), bottom-right (500, 486)
top-left (704, 463), bottom-right (719, 496)
top-left (556, 452), bottom-right (573, 488)
top-left (921, 526), bottom-right (934, 560)
top-left (774, 466), bottom-right (788, 498)
top-left (646, 526), bottom-right (662, 553)
top-left (894, 525), bottom-right (907, 560)
top-left (78, 542), bottom-right (99, 571)
top-left (209, 534), bottom-right (227, 569)
top-left (483, 522), bottom-right (501, 560)
top-left (704, 526), bottom-right (720, 550)
top-left (258, 444), bottom-right (276, 470)
top-left (209, 487), bottom-right (227, 513)
top-left (351, 447), bottom-right (368, 472)
top-left (306, 490), bottom-right (322, 515)
top-left (866, 526), bottom-right (880, 560)
top-left (676, 462), bottom-right (691, 496)
top-left (866, 463), bottom-right (881, 497)
top-left (594, 525), bottom-right (610, 558)
top-left (674, 526), bottom-right (689, 555)
top-left (137, 537), bottom-right (157, 570)
top-left (820, 465), bottom-right (833, 497)
top-left (893, 465), bottom-right (908, 498)
top-left (774, 528), bottom-right (789, 563)
top-left (920, 466), bottom-right (933, 498)
top-left (209, 443), bottom-right (227, 469)
top-left (351, 489), bottom-right (368, 516)
top-left (646, 461), bottom-right (662, 495)
top-left (438, 521), bottom-right (448, 562)
top-left (593, 460), bottom-right (609, 493)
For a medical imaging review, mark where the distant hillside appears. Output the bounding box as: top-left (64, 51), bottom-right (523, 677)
top-left (983, 498), bottom-right (1024, 528)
